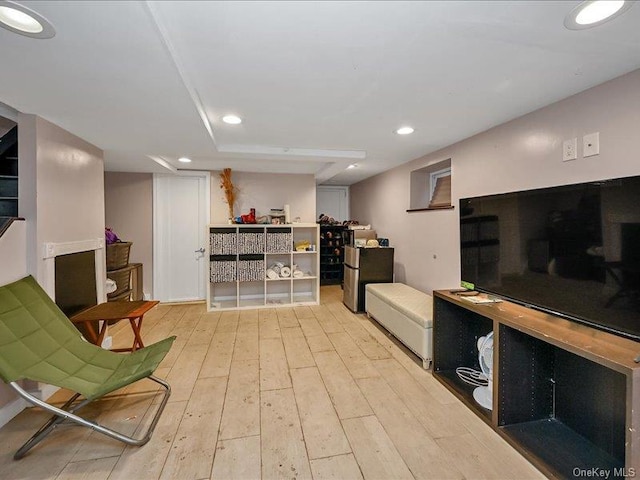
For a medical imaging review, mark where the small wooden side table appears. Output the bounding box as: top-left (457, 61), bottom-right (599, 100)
top-left (70, 300), bottom-right (159, 352)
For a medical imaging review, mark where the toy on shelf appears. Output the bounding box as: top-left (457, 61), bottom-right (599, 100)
top-left (235, 208), bottom-right (257, 224)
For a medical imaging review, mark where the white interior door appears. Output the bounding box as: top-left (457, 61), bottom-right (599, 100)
top-left (153, 172), bottom-right (210, 302)
top-left (316, 186), bottom-right (349, 222)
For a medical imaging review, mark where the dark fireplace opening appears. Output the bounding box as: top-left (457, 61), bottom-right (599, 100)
top-left (55, 250), bottom-right (97, 318)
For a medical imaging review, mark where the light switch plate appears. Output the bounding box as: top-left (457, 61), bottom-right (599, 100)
top-left (583, 132), bottom-right (600, 157)
top-left (563, 138), bottom-right (577, 161)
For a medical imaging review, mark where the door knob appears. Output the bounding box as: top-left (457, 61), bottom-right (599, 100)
top-left (195, 248), bottom-right (205, 254)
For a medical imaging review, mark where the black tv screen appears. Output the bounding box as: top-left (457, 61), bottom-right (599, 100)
top-left (460, 175), bottom-right (640, 341)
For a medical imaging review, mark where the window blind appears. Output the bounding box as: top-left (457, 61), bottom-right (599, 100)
top-left (429, 174), bottom-right (451, 208)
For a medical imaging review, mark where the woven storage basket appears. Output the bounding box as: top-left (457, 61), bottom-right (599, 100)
top-left (106, 242), bottom-right (132, 270)
top-left (238, 259), bottom-right (264, 282)
top-left (238, 232), bottom-right (264, 254)
top-left (107, 289), bottom-right (132, 302)
top-left (266, 232), bottom-right (292, 253)
top-left (107, 266), bottom-right (132, 298)
top-left (210, 232), bottom-right (237, 255)
top-left (210, 261), bottom-right (237, 283)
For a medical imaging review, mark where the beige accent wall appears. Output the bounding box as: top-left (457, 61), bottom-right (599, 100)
top-left (211, 171), bottom-right (316, 224)
top-left (19, 114), bottom-right (105, 283)
top-left (104, 172), bottom-right (154, 296)
top-left (1, 115), bottom-right (104, 424)
top-left (101, 171), bottom-right (316, 298)
top-left (350, 68), bottom-right (640, 295)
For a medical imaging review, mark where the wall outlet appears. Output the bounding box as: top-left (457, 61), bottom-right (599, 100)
top-left (583, 132), bottom-right (600, 157)
top-left (563, 138), bottom-right (578, 161)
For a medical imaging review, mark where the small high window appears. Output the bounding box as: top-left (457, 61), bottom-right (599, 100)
top-left (408, 158), bottom-right (452, 211)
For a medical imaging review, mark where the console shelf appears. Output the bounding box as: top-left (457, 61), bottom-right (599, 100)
top-left (433, 290), bottom-right (640, 479)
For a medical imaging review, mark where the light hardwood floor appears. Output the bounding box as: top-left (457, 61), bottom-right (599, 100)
top-left (0, 286), bottom-right (545, 480)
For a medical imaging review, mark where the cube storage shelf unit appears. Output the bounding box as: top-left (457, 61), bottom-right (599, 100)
top-left (207, 224), bottom-right (319, 311)
top-left (433, 290), bottom-right (640, 480)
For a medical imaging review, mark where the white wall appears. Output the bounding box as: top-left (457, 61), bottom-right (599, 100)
top-left (350, 68), bottom-right (640, 295)
top-left (211, 171), bottom-right (316, 224)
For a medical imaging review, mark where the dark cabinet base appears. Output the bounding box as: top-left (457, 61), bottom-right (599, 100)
top-left (433, 290), bottom-right (640, 479)
top-left (501, 419), bottom-right (623, 479)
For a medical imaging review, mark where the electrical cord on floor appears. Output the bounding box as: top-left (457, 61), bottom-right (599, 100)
top-left (455, 367), bottom-right (488, 387)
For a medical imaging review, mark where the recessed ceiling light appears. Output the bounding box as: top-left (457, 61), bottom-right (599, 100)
top-left (222, 115), bottom-right (242, 125)
top-left (178, 157), bottom-right (192, 163)
top-left (0, 1), bottom-right (55, 38)
top-left (564, 0), bottom-right (632, 30)
top-left (396, 126), bottom-right (415, 135)
top-left (347, 164), bottom-right (357, 169)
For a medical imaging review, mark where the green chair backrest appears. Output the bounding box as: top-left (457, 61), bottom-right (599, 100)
top-left (0, 275), bottom-right (120, 389)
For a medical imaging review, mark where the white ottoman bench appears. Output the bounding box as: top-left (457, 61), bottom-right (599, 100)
top-left (365, 283), bottom-right (433, 369)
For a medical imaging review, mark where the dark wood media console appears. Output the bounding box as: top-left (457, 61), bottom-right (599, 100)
top-left (433, 290), bottom-right (640, 479)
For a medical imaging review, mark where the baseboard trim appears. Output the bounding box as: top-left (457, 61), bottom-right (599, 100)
top-left (0, 383), bottom-right (62, 429)
top-left (0, 396), bottom-right (27, 429)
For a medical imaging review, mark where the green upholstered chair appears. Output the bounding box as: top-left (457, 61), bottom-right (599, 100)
top-left (0, 275), bottom-right (175, 459)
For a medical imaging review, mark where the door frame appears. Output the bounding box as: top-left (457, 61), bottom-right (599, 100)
top-left (152, 170), bottom-right (210, 301)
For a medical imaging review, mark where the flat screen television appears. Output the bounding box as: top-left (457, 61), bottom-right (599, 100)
top-left (460, 175), bottom-right (640, 341)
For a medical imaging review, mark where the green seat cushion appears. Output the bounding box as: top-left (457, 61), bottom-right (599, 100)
top-left (0, 276), bottom-right (174, 400)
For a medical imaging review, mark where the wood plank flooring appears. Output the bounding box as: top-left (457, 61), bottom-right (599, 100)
top-left (0, 286), bottom-right (545, 480)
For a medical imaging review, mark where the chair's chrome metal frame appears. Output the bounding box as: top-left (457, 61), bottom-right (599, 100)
top-left (9, 376), bottom-right (171, 460)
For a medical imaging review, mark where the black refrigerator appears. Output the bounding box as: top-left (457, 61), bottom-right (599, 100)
top-left (343, 246), bottom-right (394, 312)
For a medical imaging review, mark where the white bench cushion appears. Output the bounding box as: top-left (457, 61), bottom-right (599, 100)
top-left (365, 283), bottom-right (432, 329)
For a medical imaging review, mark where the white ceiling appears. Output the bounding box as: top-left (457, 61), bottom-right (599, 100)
top-left (1, 1), bottom-right (639, 185)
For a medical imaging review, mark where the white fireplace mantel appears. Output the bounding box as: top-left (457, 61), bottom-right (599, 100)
top-left (43, 238), bottom-right (104, 259)
top-left (40, 237), bottom-right (106, 303)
